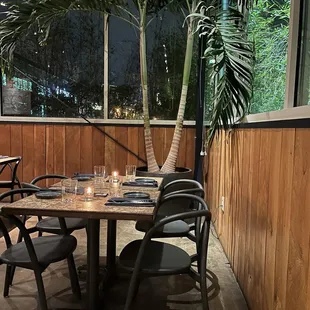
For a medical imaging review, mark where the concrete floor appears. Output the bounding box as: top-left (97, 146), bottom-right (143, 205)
top-left (0, 218), bottom-right (248, 310)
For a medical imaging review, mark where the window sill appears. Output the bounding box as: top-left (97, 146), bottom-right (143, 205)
top-left (245, 105), bottom-right (310, 123)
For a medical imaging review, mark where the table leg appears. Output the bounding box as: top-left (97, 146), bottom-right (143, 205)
top-left (87, 219), bottom-right (100, 310)
top-left (107, 220), bottom-right (117, 274)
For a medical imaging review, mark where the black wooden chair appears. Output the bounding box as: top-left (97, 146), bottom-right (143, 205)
top-left (22, 174), bottom-right (87, 235)
top-left (119, 193), bottom-right (211, 310)
top-left (135, 179), bottom-right (204, 239)
top-left (0, 157), bottom-right (22, 202)
top-left (0, 188), bottom-right (81, 310)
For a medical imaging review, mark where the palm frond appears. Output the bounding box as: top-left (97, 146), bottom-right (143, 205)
top-left (0, 0), bottom-right (121, 70)
top-left (192, 6), bottom-right (254, 146)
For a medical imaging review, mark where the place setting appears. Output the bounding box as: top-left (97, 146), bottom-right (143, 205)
top-left (36, 165), bottom-right (159, 206)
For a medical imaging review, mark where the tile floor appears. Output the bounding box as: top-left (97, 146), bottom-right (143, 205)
top-left (0, 218), bottom-right (248, 310)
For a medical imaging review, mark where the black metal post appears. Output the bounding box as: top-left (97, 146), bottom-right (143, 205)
top-left (194, 33), bottom-right (206, 184)
top-left (107, 220), bottom-right (117, 276)
top-left (87, 219), bottom-right (100, 310)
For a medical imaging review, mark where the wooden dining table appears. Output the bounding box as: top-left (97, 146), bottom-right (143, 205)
top-left (0, 178), bottom-right (162, 310)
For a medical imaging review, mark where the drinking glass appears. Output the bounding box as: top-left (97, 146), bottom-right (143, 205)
top-left (94, 165), bottom-right (106, 178)
top-left (94, 165), bottom-right (107, 194)
top-left (61, 179), bottom-right (78, 203)
top-left (125, 165), bottom-right (136, 181)
top-left (109, 174), bottom-right (122, 197)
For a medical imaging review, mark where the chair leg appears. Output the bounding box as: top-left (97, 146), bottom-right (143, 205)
top-left (200, 263), bottom-right (209, 310)
top-left (132, 277), bottom-right (142, 300)
top-left (9, 266), bottom-right (16, 286)
top-left (124, 271), bottom-right (142, 310)
top-left (34, 269), bottom-right (48, 310)
top-left (67, 254), bottom-right (82, 300)
top-left (3, 265), bottom-right (12, 297)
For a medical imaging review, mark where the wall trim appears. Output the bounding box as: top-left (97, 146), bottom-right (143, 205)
top-left (236, 117), bottom-right (310, 128)
top-left (0, 116), bottom-right (196, 127)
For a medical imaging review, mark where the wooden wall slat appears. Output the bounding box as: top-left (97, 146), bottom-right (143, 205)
top-left (115, 127), bottom-right (128, 175)
top-left (0, 125), bottom-right (11, 182)
top-left (92, 126), bottom-right (105, 167)
top-left (45, 125), bottom-right (54, 186)
top-left (80, 126), bottom-right (93, 174)
top-left (185, 128), bottom-right (195, 172)
top-left (10, 124), bottom-right (22, 182)
top-left (54, 125), bottom-right (65, 176)
top-left (152, 127), bottom-right (164, 166)
top-left (127, 127), bottom-right (139, 166)
top-left (33, 125), bottom-right (46, 187)
top-left (22, 124), bottom-right (34, 183)
top-left (264, 129), bottom-right (282, 310)
top-left (286, 128), bottom-right (310, 310)
top-left (65, 125), bottom-right (81, 177)
top-left (274, 128), bottom-right (295, 310)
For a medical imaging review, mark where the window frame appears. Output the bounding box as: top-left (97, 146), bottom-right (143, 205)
top-left (0, 0), bottom-right (308, 124)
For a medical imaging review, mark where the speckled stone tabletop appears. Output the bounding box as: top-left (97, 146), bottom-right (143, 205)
top-left (1, 177), bottom-right (162, 221)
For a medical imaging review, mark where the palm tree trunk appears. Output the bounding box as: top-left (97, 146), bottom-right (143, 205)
top-left (161, 16), bottom-right (194, 173)
top-left (139, 6), bottom-right (159, 172)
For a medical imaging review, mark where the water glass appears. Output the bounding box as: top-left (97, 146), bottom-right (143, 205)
top-left (125, 165), bottom-right (136, 181)
top-left (94, 165), bottom-right (107, 193)
top-left (61, 179), bottom-right (78, 203)
top-left (94, 165), bottom-right (106, 178)
top-left (109, 175), bottom-right (122, 197)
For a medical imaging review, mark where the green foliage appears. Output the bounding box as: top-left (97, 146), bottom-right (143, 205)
top-left (192, 6), bottom-right (254, 145)
top-left (248, 0), bottom-right (290, 113)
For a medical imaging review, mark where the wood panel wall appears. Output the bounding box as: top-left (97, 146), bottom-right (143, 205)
top-left (206, 128), bottom-right (310, 310)
top-left (0, 123), bottom-right (195, 184)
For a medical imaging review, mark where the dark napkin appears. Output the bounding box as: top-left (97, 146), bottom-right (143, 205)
top-left (105, 197), bottom-right (156, 206)
top-left (73, 173), bottom-right (95, 178)
top-left (122, 181), bottom-right (158, 188)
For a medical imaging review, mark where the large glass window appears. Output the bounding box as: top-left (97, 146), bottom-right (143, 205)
top-left (1, 4), bottom-right (197, 119)
top-left (109, 7), bottom-right (197, 120)
top-left (248, 0), bottom-right (290, 114)
top-left (296, 0), bottom-right (310, 106)
top-left (1, 11), bottom-right (105, 117)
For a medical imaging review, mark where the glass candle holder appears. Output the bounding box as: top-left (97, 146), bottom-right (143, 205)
top-left (109, 171), bottom-right (121, 197)
top-left (82, 184), bottom-right (94, 201)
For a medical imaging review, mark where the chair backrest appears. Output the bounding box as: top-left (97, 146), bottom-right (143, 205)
top-left (0, 188), bottom-right (39, 202)
top-left (31, 174), bottom-right (68, 185)
top-left (132, 194), bottom-right (211, 279)
top-left (0, 156), bottom-right (22, 184)
top-left (158, 171), bottom-right (193, 194)
top-left (0, 188), bottom-right (40, 253)
top-left (156, 179), bottom-right (204, 217)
